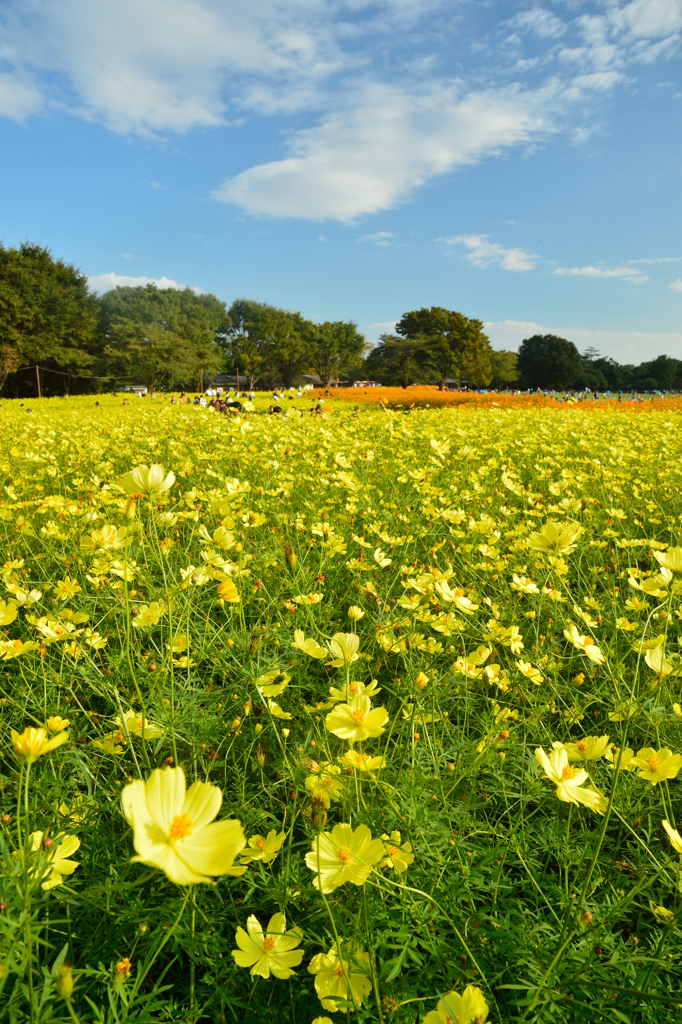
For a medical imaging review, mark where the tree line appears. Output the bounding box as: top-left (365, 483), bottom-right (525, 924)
top-left (1, 241), bottom-right (678, 397)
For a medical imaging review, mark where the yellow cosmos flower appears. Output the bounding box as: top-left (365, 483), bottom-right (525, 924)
top-left (559, 735), bottom-right (610, 761)
top-left (117, 711), bottom-right (164, 739)
top-left (325, 695), bottom-right (388, 743)
top-left (423, 984), bottom-right (489, 1024)
top-left (632, 747), bottom-right (682, 785)
top-left (0, 599), bottom-right (18, 626)
top-left (510, 574), bottom-right (540, 594)
top-left (645, 646), bottom-right (677, 677)
top-left (526, 520), bottom-right (581, 555)
top-left (54, 577), bottom-right (81, 601)
top-left (121, 766), bottom-right (246, 884)
top-left (120, 464), bottom-right (175, 496)
top-left (256, 669), bottom-right (291, 697)
top-left (308, 947), bottom-right (372, 1012)
top-left (240, 830), bottom-right (286, 864)
top-left (433, 579), bottom-right (479, 614)
top-left (267, 700), bottom-right (292, 719)
top-left (305, 762), bottom-right (344, 807)
top-left (47, 716), bottom-right (70, 732)
top-left (380, 831), bottom-right (415, 873)
top-left (132, 602), bottom-right (165, 628)
top-left (535, 746), bottom-right (608, 814)
top-left (232, 913), bottom-right (304, 979)
top-left (80, 524), bottom-right (128, 554)
top-left (217, 578), bottom-right (240, 603)
top-left (563, 624), bottom-right (605, 664)
top-left (516, 660), bottom-right (543, 684)
top-left (306, 822), bottom-right (384, 893)
top-left (347, 606), bottom-right (365, 621)
top-left (654, 546), bottom-right (682, 572)
top-left (338, 749), bottom-right (386, 772)
top-left (92, 732), bottom-right (125, 754)
top-left (650, 902), bottom-right (674, 925)
top-left (327, 632), bottom-right (360, 666)
top-left (605, 746), bottom-right (636, 771)
top-left (12, 726), bottom-right (68, 763)
top-left (292, 593), bottom-right (324, 605)
top-left (29, 832), bottom-right (80, 890)
top-left (292, 629), bottom-right (328, 659)
top-left (662, 819), bottom-right (682, 854)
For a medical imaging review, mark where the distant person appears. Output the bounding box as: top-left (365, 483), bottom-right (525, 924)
top-left (269, 405), bottom-right (283, 415)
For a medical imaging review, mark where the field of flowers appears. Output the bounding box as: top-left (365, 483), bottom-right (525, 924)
top-left (1, 394), bottom-right (682, 1024)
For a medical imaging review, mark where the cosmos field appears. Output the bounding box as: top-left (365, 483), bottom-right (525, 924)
top-left (1, 393), bottom-right (682, 1024)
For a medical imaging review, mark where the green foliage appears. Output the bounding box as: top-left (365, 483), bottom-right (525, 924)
top-left (363, 333), bottom-right (428, 388)
top-left (395, 306), bottom-right (493, 389)
top-left (100, 285), bottom-right (227, 391)
top-left (517, 335), bottom-right (583, 390)
top-left (0, 242), bottom-right (99, 394)
top-left (302, 320), bottom-right (366, 386)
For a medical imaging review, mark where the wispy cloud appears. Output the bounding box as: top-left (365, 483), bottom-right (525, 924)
top-left (484, 319), bottom-right (682, 360)
top-left (554, 264), bottom-right (649, 282)
top-left (87, 272), bottom-right (203, 293)
top-left (442, 234), bottom-right (539, 271)
top-left (359, 231), bottom-right (395, 246)
top-left (671, 279), bottom-right (682, 292)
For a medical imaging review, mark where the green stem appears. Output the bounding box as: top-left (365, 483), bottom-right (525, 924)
top-left (362, 887), bottom-right (385, 1024)
top-left (129, 887), bottom-right (191, 1004)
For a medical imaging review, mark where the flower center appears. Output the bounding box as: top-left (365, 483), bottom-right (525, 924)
top-left (337, 846), bottom-right (351, 862)
top-left (262, 937), bottom-right (276, 953)
top-left (335, 965), bottom-right (345, 978)
top-left (351, 709), bottom-right (366, 724)
top-left (647, 755), bottom-right (659, 770)
top-left (256, 837), bottom-right (266, 849)
top-left (577, 741), bottom-right (588, 754)
top-left (561, 765), bottom-right (577, 781)
top-left (349, 681), bottom-right (359, 694)
top-left (168, 813), bottom-right (194, 842)
top-left (388, 845), bottom-right (399, 856)
top-left (322, 778), bottom-right (332, 787)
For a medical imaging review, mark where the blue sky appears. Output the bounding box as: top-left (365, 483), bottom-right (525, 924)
top-left (1, 0), bottom-right (681, 361)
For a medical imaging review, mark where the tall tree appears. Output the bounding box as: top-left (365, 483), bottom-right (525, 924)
top-left (100, 284), bottom-right (226, 390)
top-left (490, 349), bottom-right (520, 387)
top-left (517, 334), bottom-right (583, 390)
top-left (363, 334), bottom-right (427, 389)
top-left (269, 310), bottom-right (312, 388)
top-left (0, 241), bottom-right (99, 394)
top-left (395, 306), bottom-right (492, 389)
top-left (220, 299), bottom-right (280, 389)
top-left (303, 320), bottom-right (366, 386)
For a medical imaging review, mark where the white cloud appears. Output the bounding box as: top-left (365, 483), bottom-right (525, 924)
top-left (0, 72), bottom-right (43, 120)
top-left (671, 279), bottom-right (682, 292)
top-left (87, 272), bottom-right (203, 293)
top-left (214, 83), bottom-right (542, 219)
top-left (361, 320), bottom-right (398, 345)
top-left (629, 256), bottom-right (682, 264)
top-left (360, 231), bottom-right (395, 246)
top-left (511, 9), bottom-right (567, 40)
top-left (443, 234), bottom-right (539, 271)
top-left (554, 264), bottom-right (648, 282)
top-left (484, 319), bottom-right (682, 361)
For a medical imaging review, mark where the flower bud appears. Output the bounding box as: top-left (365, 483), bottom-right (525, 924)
top-left (580, 911), bottom-right (593, 926)
top-left (255, 723), bottom-right (263, 734)
top-left (347, 605), bottom-right (365, 621)
top-left (415, 671), bottom-right (429, 689)
top-left (284, 545), bottom-right (298, 570)
top-left (310, 798), bottom-right (327, 831)
top-left (56, 965), bottom-right (74, 999)
top-left (282, 728), bottom-right (290, 738)
top-left (256, 746), bottom-right (266, 767)
top-left (1, 814), bottom-right (9, 824)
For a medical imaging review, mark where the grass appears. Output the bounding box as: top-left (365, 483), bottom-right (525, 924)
top-left (0, 393), bottom-right (682, 1023)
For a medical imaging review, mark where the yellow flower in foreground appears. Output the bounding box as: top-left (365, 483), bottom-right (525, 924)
top-left (558, 735), bottom-right (610, 762)
top-left (380, 831), bottom-right (415, 873)
top-left (654, 546), bottom-right (682, 572)
top-left (29, 832), bottom-right (80, 890)
top-left (632, 747), bottom-right (682, 785)
top-left (563, 624), bottom-right (605, 664)
top-left (338, 749), bottom-right (387, 772)
top-left (256, 668), bottom-right (291, 697)
top-left (232, 913), bottom-right (304, 979)
top-left (327, 632), bottom-right (360, 666)
top-left (120, 463), bottom-right (175, 496)
top-left (132, 602), bottom-right (165, 628)
top-left (423, 984), bottom-right (489, 1024)
top-left (535, 747), bottom-right (607, 814)
top-left (526, 520), bottom-right (581, 555)
top-left (308, 947), bottom-right (372, 1012)
top-left (121, 766), bottom-right (245, 884)
top-left (54, 577), bottom-right (81, 601)
top-left (292, 592), bottom-right (324, 605)
top-left (510, 574), bottom-right (540, 594)
top-left (516, 660), bottom-right (543, 684)
top-left (12, 727), bottom-right (68, 763)
top-left (240, 830), bottom-right (286, 864)
top-left (325, 695), bottom-right (388, 743)
top-left (347, 606), bottom-right (365, 621)
top-left (305, 762), bottom-right (344, 807)
top-left (292, 629), bottom-right (328, 659)
top-left (662, 819), bottom-right (682, 854)
top-left (47, 716), bottom-right (70, 732)
top-left (267, 700), bottom-right (292, 720)
top-left (217, 578), bottom-right (240, 603)
top-left (306, 822), bottom-right (384, 893)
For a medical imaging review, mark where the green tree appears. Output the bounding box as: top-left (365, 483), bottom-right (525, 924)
top-left (490, 349), bottom-right (520, 387)
top-left (0, 241), bottom-right (99, 394)
top-left (269, 310), bottom-right (312, 388)
top-left (303, 320), bottom-right (366, 386)
top-left (395, 306), bottom-right (492, 389)
top-left (220, 300), bottom-right (280, 389)
top-left (517, 334), bottom-right (582, 390)
top-left (100, 284), bottom-right (226, 391)
top-left (363, 334), bottom-right (427, 389)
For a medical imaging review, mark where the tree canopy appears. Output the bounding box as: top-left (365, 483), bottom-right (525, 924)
top-left (517, 335), bottom-right (583, 391)
top-left (395, 306), bottom-right (493, 389)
